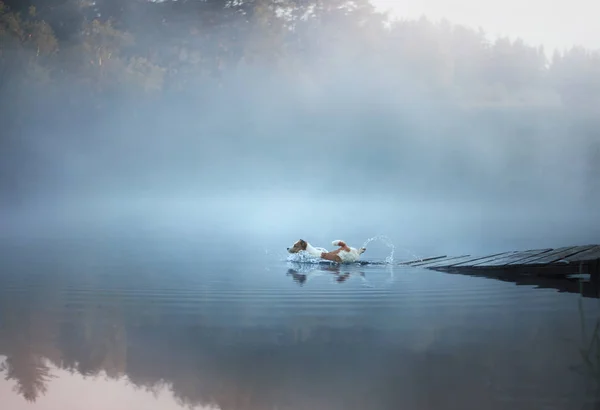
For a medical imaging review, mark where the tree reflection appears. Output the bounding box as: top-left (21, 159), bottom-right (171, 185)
top-left (1, 355), bottom-right (55, 401)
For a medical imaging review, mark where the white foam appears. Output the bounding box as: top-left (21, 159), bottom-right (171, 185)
top-left (286, 249), bottom-right (326, 264)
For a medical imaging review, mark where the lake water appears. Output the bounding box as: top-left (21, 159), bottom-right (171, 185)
top-left (1, 234), bottom-right (599, 410)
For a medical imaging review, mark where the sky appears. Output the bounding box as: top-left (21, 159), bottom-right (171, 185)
top-left (370, 0), bottom-right (598, 53)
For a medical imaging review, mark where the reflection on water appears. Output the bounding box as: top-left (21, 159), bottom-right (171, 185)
top-left (0, 238), bottom-right (599, 410)
top-left (286, 262), bottom-right (367, 285)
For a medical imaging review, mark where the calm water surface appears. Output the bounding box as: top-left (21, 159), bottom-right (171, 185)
top-left (1, 235), bottom-right (599, 410)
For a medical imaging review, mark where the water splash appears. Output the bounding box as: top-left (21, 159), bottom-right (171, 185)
top-left (285, 247), bottom-right (329, 264)
top-left (286, 252), bottom-right (320, 264)
top-left (362, 235), bottom-right (422, 264)
top-left (361, 235), bottom-right (397, 264)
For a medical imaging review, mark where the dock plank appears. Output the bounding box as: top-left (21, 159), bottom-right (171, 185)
top-left (417, 255), bottom-right (484, 268)
top-left (472, 248), bottom-right (553, 267)
top-left (514, 245), bottom-right (597, 265)
top-left (422, 253), bottom-right (511, 268)
top-left (410, 255), bottom-right (469, 267)
top-left (402, 255), bottom-right (447, 265)
top-left (452, 251), bottom-right (519, 267)
top-left (419, 244), bottom-right (600, 286)
top-left (564, 245), bottom-right (600, 263)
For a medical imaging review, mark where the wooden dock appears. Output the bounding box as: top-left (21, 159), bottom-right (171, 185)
top-left (401, 244), bottom-right (600, 297)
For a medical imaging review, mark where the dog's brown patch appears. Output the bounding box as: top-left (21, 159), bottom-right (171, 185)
top-left (320, 252), bottom-right (343, 263)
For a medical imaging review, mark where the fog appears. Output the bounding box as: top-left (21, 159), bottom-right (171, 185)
top-left (1, 0), bottom-right (599, 258)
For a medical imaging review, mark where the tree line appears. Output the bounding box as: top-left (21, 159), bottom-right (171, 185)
top-left (1, 0), bottom-right (599, 107)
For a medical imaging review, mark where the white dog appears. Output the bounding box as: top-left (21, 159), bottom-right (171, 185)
top-left (287, 239), bottom-right (366, 263)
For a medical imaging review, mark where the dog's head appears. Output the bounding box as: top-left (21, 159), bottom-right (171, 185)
top-left (358, 247), bottom-right (366, 254)
top-left (287, 239), bottom-right (308, 253)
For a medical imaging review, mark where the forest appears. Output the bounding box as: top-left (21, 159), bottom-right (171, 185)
top-left (1, 0), bottom-right (599, 205)
top-left (2, 0), bottom-right (599, 104)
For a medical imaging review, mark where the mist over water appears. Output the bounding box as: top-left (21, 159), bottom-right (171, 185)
top-left (1, 1), bottom-right (599, 258)
top-left (4, 114), bottom-right (599, 258)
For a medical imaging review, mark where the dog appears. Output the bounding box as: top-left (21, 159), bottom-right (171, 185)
top-left (287, 239), bottom-right (366, 263)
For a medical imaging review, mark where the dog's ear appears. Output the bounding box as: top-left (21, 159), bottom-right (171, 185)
top-left (299, 239), bottom-right (307, 249)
